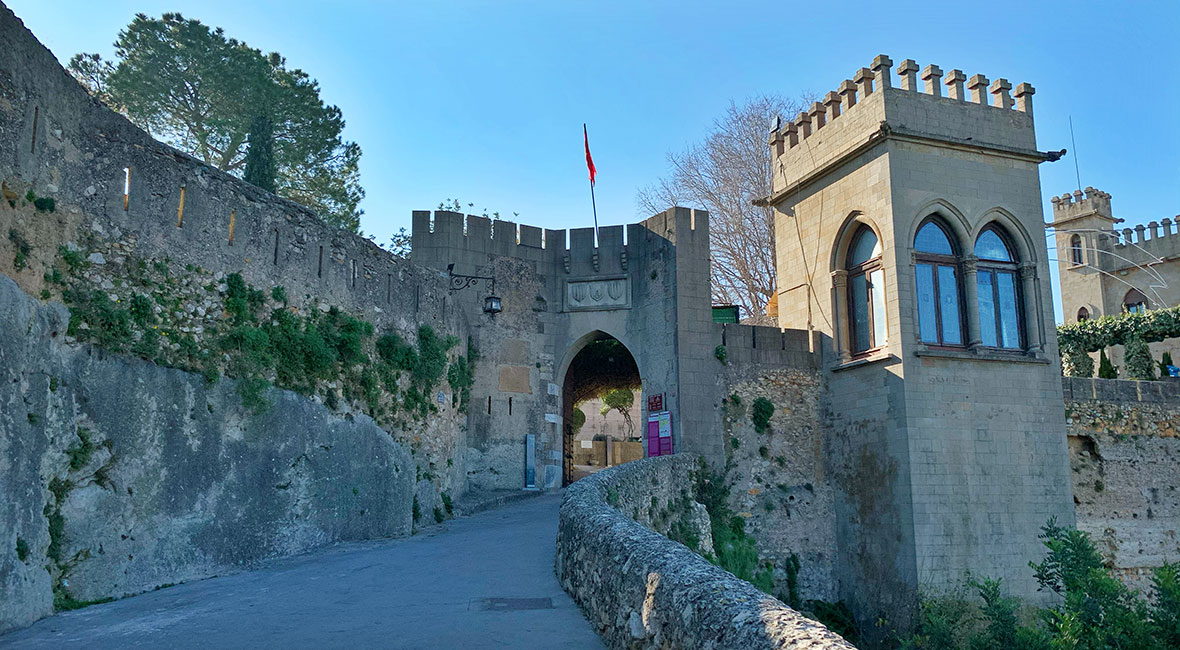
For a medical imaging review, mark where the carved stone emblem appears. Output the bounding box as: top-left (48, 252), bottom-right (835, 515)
top-left (564, 276), bottom-right (630, 311)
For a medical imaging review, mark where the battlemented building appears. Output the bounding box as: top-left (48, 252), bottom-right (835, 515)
top-left (763, 56), bottom-right (1074, 615)
top-left (1, 1), bottom-right (1109, 635)
top-left (1050, 187), bottom-right (1180, 368)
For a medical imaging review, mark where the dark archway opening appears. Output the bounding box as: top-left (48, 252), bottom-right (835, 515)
top-left (561, 333), bottom-right (642, 485)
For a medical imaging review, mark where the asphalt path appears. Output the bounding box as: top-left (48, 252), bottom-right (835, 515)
top-left (1, 492), bottom-right (603, 650)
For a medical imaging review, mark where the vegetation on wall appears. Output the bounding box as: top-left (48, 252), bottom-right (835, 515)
top-left (1098, 348), bottom-right (1119, 379)
top-left (1125, 337), bottom-right (1156, 380)
top-left (899, 519), bottom-right (1180, 650)
top-left (1058, 305), bottom-right (1180, 354)
top-left (750, 396), bottom-right (774, 433)
top-left (46, 240), bottom-right (469, 427)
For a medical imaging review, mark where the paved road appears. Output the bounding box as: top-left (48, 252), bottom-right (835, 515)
top-left (1, 493), bottom-right (603, 650)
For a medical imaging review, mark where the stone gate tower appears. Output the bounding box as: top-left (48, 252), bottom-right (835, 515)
top-left (765, 55), bottom-right (1075, 621)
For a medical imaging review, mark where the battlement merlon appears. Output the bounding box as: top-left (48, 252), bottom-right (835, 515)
top-left (759, 55), bottom-right (1065, 205)
top-left (1049, 187), bottom-right (1118, 227)
top-left (410, 207), bottom-right (710, 274)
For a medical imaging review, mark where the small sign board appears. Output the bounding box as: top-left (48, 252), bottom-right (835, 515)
top-left (647, 393), bottom-right (663, 412)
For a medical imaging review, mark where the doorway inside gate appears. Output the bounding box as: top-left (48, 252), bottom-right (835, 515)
top-left (560, 332), bottom-right (643, 485)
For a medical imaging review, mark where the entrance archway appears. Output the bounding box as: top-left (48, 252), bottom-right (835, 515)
top-left (560, 331), bottom-right (643, 485)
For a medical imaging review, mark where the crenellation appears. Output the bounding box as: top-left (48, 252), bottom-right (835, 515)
top-left (839, 79), bottom-right (858, 111)
top-left (796, 110), bottom-right (812, 139)
top-left (824, 91), bottom-right (842, 122)
top-left (945, 68), bottom-right (967, 101)
top-left (967, 73), bottom-right (990, 104)
top-left (989, 78), bottom-right (1013, 109)
top-left (871, 54), bottom-right (894, 89)
top-left (809, 101), bottom-right (827, 130)
top-left (854, 66), bottom-right (875, 98)
top-left (1013, 82), bottom-right (1035, 115)
top-left (897, 58), bottom-right (919, 91)
top-left (922, 64), bottom-right (943, 97)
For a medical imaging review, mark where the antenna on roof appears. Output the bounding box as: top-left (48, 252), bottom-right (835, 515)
top-left (1069, 115), bottom-right (1082, 192)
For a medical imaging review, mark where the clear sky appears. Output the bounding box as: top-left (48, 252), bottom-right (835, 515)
top-left (9, 0), bottom-right (1180, 319)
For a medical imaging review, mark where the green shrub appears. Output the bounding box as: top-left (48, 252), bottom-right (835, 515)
top-left (66, 427), bottom-right (96, 471)
top-left (1126, 337), bottom-right (1156, 380)
top-left (714, 344), bottom-right (727, 364)
top-left (1159, 351), bottom-right (1174, 378)
top-left (1098, 348), bottom-right (1119, 379)
top-left (433, 506), bottom-right (445, 523)
top-left (751, 397), bottom-right (774, 433)
top-left (33, 196), bottom-right (55, 213)
top-left (412, 495), bottom-right (421, 522)
top-left (1062, 344), bottom-right (1094, 378)
top-left (15, 537), bottom-right (29, 562)
top-left (271, 285), bottom-right (287, 303)
top-left (237, 376), bottom-right (270, 414)
top-left (1153, 562), bottom-right (1180, 649)
top-left (441, 492), bottom-right (453, 515)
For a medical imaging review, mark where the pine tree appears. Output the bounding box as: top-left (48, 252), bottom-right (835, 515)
top-left (1098, 348), bottom-right (1119, 379)
top-left (1125, 337), bottom-right (1155, 380)
top-left (243, 113), bottom-right (276, 193)
top-left (1160, 351), bottom-right (1174, 378)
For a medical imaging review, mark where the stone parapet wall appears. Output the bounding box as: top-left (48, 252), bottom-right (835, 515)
top-left (556, 454), bottom-right (854, 650)
top-left (0, 5), bottom-right (459, 337)
top-left (1065, 376), bottom-right (1180, 591)
top-left (0, 275), bottom-right (415, 633)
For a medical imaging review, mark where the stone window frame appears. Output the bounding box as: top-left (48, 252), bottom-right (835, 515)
top-left (974, 225), bottom-right (1025, 351)
top-left (1069, 234), bottom-right (1084, 266)
top-left (845, 225), bottom-right (886, 357)
top-left (829, 212), bottom-right (890, 365)
top-left (913, 217), bottom-right (967, 349)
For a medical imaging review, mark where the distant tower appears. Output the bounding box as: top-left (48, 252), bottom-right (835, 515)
top-left (766, 55), bottom-right (1074, 630)
top-left (1050, 188), bottom-right (1120, 323)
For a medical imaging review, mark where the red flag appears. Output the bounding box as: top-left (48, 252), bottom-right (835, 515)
top-left (583, 124), bottom-right (596, 185)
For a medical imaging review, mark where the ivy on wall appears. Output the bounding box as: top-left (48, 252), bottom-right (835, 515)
top-left (1058, 306), bottom-right (1180, 354)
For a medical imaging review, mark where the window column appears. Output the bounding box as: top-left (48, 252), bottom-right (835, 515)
top-left (961, 255), bottom-right (982, 350)
top-left (1019, 262), bottom-right (1043, 353)
top-left (831, 269), bottom-right (851, 362)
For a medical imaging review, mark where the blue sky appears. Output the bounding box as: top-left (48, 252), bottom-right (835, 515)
top-left (11, 1), bottom-right (1180, 319)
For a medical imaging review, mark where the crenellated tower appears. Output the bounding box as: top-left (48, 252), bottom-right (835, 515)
top-left (765, 54), bottom-right (1074, 632)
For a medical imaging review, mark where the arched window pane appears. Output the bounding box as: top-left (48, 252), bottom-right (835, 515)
top-left (851, 273), bottom-right (870, 352)
top-left (849, 228), bottom-right (880, 267)
top-left (1070, 235), bottom-right (1083, 265)
top-left (975, 229), bottom-right (1012, 261)
top-left (997, 272), bottom-right (1019, 347)
top-left (978, 271), bottom-right (997, 347)
top-left (916, 264), bottom-right (938, 343)
top-left (870, 269), bottom-right (887, 346)
top-left (938, 266), bottom-right (962, 344)
top-left (915, 222), bottom-right (953, 255)
top-left (1077, 307), bottom-right (1090, 322)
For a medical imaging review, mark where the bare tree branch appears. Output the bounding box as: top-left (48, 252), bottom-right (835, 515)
top-left (636, 94), bottom-right (813, 316)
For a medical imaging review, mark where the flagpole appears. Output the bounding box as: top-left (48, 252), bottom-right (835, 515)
top-left (584, 123), bottom-right (599, 245)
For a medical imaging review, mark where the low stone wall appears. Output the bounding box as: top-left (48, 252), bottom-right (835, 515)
top-left (0, 275), bottom-right (414, 633)
top-left (1064, 376), bottom-right (1180, 591)
top-left (555, 454), bottom-right (855, 649)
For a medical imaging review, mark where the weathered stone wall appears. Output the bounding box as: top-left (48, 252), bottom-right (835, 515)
top-left (0, 275), bottom-right (415, 633)
top-left (0, 3), bottom-right (468, 518)
top-left (1064, 377), bottom-right (1180, 591)
top-left (722, 367), bottom-right (838, 604)
top-left (555, 454), bottom-right (856, 650)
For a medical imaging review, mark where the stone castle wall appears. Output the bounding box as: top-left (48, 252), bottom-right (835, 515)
top-left (0, 275), bottom-right (416, 633)
top-left (1064, 377), bottom-right (1180, 591)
